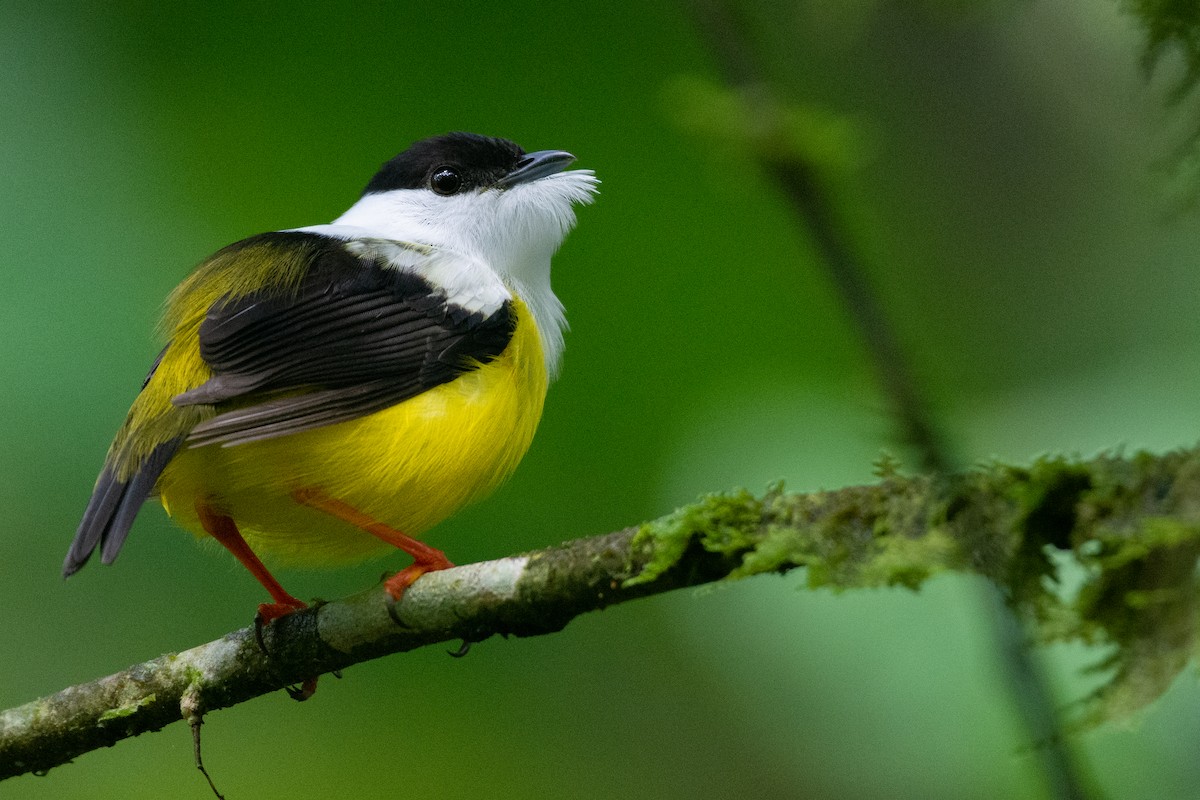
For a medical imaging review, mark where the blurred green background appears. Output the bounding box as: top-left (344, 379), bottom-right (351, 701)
top-left (4, 1), bottom-right (1200, 798)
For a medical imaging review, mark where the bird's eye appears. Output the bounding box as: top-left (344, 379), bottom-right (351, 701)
top-left (430, 167), bottom-right (462, 196)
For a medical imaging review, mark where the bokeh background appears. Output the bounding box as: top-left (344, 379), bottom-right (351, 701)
top-left (4, 1), bottom-right (1200, 798)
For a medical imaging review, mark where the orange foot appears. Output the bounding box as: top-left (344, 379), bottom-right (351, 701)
top-left (252, 598), bottom-right (319, 701)
top-left (290, 487), bottom-right (456, 625)
top-left (195, 504), bottom-right (319, 699)
top-left (261, 597), bottom-right (325, 700)
top-left (383, 552), bottom-right (455, 625)
top-left (253, 594), bottom-right (308, 653)
top-left (256, 595), bottom-right (308, 626)
top-left (285, 677), bottom-right (320, 702)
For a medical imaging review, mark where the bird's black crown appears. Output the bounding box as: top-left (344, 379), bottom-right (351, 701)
top-left (363, 133), bottom-right (526, 196)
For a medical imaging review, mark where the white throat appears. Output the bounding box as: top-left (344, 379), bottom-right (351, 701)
top-left (303, 169), bottom-right (597, 377)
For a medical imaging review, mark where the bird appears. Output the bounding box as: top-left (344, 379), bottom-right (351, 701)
top-left (63, 132), bottom-right (598, 629)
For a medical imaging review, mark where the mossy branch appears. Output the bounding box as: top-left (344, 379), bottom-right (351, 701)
top-left (4, 446), bottom-right (1200, 780)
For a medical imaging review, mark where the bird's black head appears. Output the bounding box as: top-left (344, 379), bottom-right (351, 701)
top-left (363, 133), bottom-right (526, 197)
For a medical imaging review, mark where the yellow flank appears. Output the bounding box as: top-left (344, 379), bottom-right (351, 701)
top-left (149, 296), bottom-right (548, 567)
top-left (107, 236), bottom-right (320, 482)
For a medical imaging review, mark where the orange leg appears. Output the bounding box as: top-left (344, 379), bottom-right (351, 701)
top-left (291, 487), bottom-right (454, 601)
top-left (196, 502), bottom-right (307, 624)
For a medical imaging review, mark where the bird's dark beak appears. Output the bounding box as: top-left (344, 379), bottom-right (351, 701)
top-left (497, 150), bottom-right (576, 188)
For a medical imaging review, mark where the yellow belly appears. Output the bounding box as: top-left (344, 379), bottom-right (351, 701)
top-left (155, 302), bottom-right (547, 566)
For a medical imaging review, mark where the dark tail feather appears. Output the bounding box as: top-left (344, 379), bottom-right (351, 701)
top-left (63, 438), bottom-right (184, 577)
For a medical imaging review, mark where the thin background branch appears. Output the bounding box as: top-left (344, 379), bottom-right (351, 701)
top-left (680, 2), bottom-right (1101, 797)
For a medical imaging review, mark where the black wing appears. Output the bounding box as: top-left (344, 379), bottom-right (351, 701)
top-left (175, 233), bottom-right (515, 448)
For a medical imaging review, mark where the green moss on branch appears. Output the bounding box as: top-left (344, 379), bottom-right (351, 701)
top-left (5, 447), bottom-right (1200, 779)
top-left (625, 448), bottom-right (1200, 723)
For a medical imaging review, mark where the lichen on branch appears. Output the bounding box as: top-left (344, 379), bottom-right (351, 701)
top-left (4, 447), bottom-right (1200, 780)
top-left (629, 448), bottom-right (1200, 724)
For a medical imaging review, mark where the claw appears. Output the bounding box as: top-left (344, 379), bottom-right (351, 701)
top-left (252, 598), bottom-right (308, 656)
top-left (385, 592), bottom-right (412, 628)
top-left (254, 615), bottom-right (267, 655)
top-left (250, 598), bottom-right (318, 698)
top-left (285, 677), bottom-right (319, 702)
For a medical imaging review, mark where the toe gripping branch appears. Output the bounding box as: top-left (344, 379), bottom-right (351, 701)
top-left (290, 487), bottom-right (456, 619)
